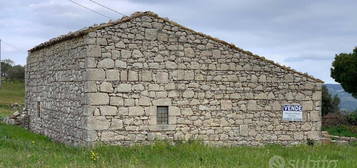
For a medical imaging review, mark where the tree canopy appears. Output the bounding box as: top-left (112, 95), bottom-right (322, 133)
top-left (0, 59), bottom-right (25, 81)
top-left (331, 47), bottom-right (357, 98)
top-left (322, 85), bottom-right (340, 116)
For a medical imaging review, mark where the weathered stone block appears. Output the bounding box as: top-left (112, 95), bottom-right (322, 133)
top-left (302, 101), bottom-right (313, 111)
top-left (145, 29), bottom-right (158, 40)
top-left (131, 50), bottom-right (143, 58)
top-left (166, 61), bottom-right (177, 69)
top-left (106, 70), bottom-right (119, 81)
top-left (148, 84), bottom-right (161, 91)
top-left (152, 98), bottom-right (172, 106)
top-left (101, 131), bottom-right (116, 141)
top-left (129, 106), bottom-right (145, 115)
top-left (212, 50), bottom-right (220, 57)
top-left (158, 33), bottom-right (168, 41)
top-left (138, 97), bottom-right (151, 106)
top-left (247, 100), bottom-right (257, 110)
top-left (184, 48), bottom-right (195, 57)
top-left (110, 97), bottom-right (123, 106)
top-left (308, 131), bottom-right (320, 140)
top-left (156, 72), bottom-right (169, 83)
top-left (116, 84), bottom-right (131, 92)
top-left (310, 111), bottom-right (320, 121)
top-left (312, 91), bottom-right (321, 100)
top-left (156, 91), bottom-right (167, 98)
top-left (142, 70), bottom-right (152, 81)
top-left (87, 116), bottom-right (110, 130)
top-left (124, 99), bottom-right (135, 106)
top-left (118, 107), bottom-right (129, 115)
top-left (87, 45), bottom-right (101, 57)
top-left (170, 106), bottom-right (180, 116)
top-left (184, 71), bottom-right (194, 80)
top-left (200, 50), bottom-right (212, 57)
top-left (168, 91), bottom-right (178, 98)
top-left (85, 81), bottom-right (97, 92)
top-left (100, 106), bottom-right (117, 115)
top-left (97, 38), bottom-right (107, 45)
top-left (87, 93), bottom-right (109, 105)
top-left (133, 84), bottom-right (145, 91)
top-left (120, 71), bottom-right (128, 81)
top-left (110, 119), bottom-right (123, 129)
top-left (189, 62), bottom-right (200, 70)
top-left (183, 90), bottom-right (194, 98)
top-left (278, 135), bottom-right (292, 141)
top-left (98, 58), bottom-right (114, 68)
top-left (128, 71), bottom-right (138, 81)
top-left (87, 69), bottom-right (105, 80)
top-left (121, 50), bottom-right (131, 58)
top-left (86, 58), bottom-right (96, 68)
top-left (259, 75), bottom-right (266, 82)
top-left (115, 60), bottom-right (127, 68)
top-left (100, 82), bottom-right (113, 93)
top-left (115, 41), bottom-right (125, 48)
top-left (112, 50), bottom-right (120, 59)
top-left (221, 100), bottom-right (232, 110)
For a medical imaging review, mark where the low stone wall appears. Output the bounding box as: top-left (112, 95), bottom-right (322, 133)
top-left (1, 104), bottom-right (29, 128)
top-left (321, 131), bottom-right (357, 144)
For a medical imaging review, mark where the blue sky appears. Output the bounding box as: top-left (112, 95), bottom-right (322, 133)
top-left (0, 0), bottom-right (356, 83)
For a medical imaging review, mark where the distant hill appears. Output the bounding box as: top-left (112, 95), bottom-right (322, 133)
top-left (325, 84), bottom-right (357, 112)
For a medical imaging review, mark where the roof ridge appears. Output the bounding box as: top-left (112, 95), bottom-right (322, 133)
top-left (29, 11), bottom-right (323, 83)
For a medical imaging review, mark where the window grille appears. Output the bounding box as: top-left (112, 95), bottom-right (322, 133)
top-left (157, 106), bottom-right (168, 125)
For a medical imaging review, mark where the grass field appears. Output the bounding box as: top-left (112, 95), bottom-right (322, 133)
top-left (0, 81), bottom-right (357, 167)
top-left (0, 81), bottom-right (25, 105)
top-left (0, 123), bottom-right (356, 168)
top-left (323, 125), bottom-right (357, 138)
top-left (0, 81), bottom-right (25, 118)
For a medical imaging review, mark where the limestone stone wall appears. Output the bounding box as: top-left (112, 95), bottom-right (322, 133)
top-left (83, 14), bottom-right (323, 146)
top-left (26, 37), bottom-right (88, 145)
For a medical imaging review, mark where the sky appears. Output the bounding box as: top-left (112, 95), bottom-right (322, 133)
top-left (0, 0), bottom-right (356, 83)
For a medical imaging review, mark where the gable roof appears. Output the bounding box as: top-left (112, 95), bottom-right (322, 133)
top-left (29, 11), bottom-right (323, 83)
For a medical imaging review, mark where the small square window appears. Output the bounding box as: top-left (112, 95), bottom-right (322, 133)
top-left (157, 106), bottom-right (169, 125)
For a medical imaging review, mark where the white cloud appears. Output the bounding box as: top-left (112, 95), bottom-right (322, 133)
top-left (0, 0), bottom-right (356, 83)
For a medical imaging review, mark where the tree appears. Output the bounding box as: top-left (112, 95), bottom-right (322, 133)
top-left (0, 61), bottom-right (12, 78)
top-left (322, 85), bottom-right (340, 116)
top-left (7, 65), bottom-right (25, 81)
top-left (1, 59), bottom-right (25, 81)
top-left (2, 59), bottom-right (14, 66)
top-left (331, 95), bottom-right (340, 114)
top-left (331, 47), bottom-right (357, 98)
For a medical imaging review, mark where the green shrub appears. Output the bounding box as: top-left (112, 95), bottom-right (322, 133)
top-left (323, 125), bottom-right (357, 138)
top-left (346, 113), bottom-right (357, 125)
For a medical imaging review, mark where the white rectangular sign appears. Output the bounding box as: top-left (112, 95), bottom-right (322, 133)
top-left (282, 104), bottom-right (303, 121)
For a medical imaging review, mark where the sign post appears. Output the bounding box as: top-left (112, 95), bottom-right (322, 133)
top-left (282, 104), bottom-right (303, 121)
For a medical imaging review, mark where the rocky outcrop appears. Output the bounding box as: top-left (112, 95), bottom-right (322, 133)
top-left (2, 105), bottom-right (29, 129)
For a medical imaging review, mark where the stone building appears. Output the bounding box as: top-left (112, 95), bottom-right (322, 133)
top-left (26, 11), bottom-right (323, 146)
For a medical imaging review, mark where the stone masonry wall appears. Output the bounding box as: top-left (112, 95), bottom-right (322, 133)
top-left (26, 37), bottom-right (88, 145)
top-left (84, 14), bottom-right (323, 146)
